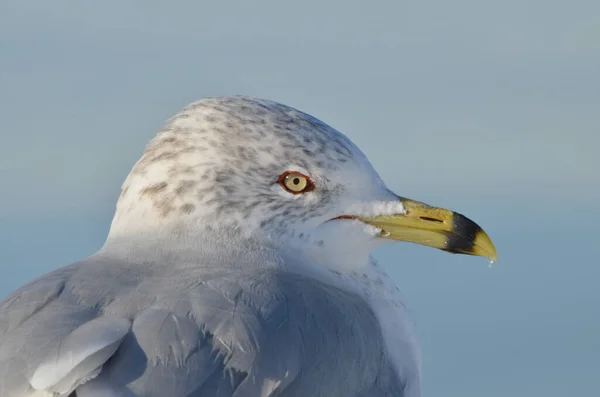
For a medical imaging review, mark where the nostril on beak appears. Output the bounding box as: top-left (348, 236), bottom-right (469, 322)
top-left (419, 216), bottom-right (444, 223)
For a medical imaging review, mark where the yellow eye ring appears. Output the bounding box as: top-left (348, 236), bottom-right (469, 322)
top-left (278, 171), bottom-right (315, 194)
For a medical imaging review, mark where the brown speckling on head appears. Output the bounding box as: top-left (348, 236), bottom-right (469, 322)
top-left (180, 203), bottom-right (196, 214)
top-left (157, 201), bottom-right (174, 218)
top-left (108, 95), bottom-right (387, 238)
top-left (140, 182), bottom-right (168, 197)
top-left (151, 151), bottom-right (180, 163)
top-left (175, 180), bottom-right (197, 196)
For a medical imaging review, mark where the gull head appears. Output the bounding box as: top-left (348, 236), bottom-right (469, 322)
top-left (108, 96), bottom-right (496, 267)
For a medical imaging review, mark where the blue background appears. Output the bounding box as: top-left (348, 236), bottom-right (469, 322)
top-left (1, 1), bottom-right (598, 395)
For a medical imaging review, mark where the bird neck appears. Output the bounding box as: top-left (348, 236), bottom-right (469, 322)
top-left (101, 223), bottom-right (378, 283)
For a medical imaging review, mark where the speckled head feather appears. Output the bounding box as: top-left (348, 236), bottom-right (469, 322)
top-left (109, 96), bottom-right (401, 245)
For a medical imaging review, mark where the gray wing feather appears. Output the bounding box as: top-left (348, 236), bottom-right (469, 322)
top-left (0, 267), bottom-right (129, 397)
top-left (1, 258), bottom-right (398, 397)
top-left (81, 276), bottom-right (305, 396)
top-left (81, 308), bottom-right (225, 396)
top-left (30, 316), bottom-right (130, 394)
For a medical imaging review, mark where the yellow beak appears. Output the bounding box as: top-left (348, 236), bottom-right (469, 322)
top-left (359, 198), bottom-right (498, 262)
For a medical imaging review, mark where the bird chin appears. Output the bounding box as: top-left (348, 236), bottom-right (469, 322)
top-left (298, 219), bottom-right (389, 273)
top-left (311, 217), bottom-right (392, 253)
top-left (325, 215), bottom-right (390, 241)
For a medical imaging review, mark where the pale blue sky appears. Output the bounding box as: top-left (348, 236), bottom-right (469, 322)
top-left (0, 1), bottom-right (598, 396)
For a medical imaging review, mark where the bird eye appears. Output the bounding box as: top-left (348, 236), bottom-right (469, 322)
top-left (278, 171), bottom-right (315, 194)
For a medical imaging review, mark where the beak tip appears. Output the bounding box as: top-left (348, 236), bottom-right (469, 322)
top-left (475, 229), bottom-right (498, 263)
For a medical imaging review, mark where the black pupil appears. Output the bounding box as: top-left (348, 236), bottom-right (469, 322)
top-left (293, 178), bottom-right (300, 185)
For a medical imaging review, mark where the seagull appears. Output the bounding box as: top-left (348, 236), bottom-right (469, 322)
top-left (0, 96), bottom-right (497, 397)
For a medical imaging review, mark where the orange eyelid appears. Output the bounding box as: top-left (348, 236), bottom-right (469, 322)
top-left (277, 171), bottom-right (315, 194)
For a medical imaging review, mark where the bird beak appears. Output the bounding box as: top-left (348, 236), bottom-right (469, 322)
top-left (358, 198), bottom-right (498, 262)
